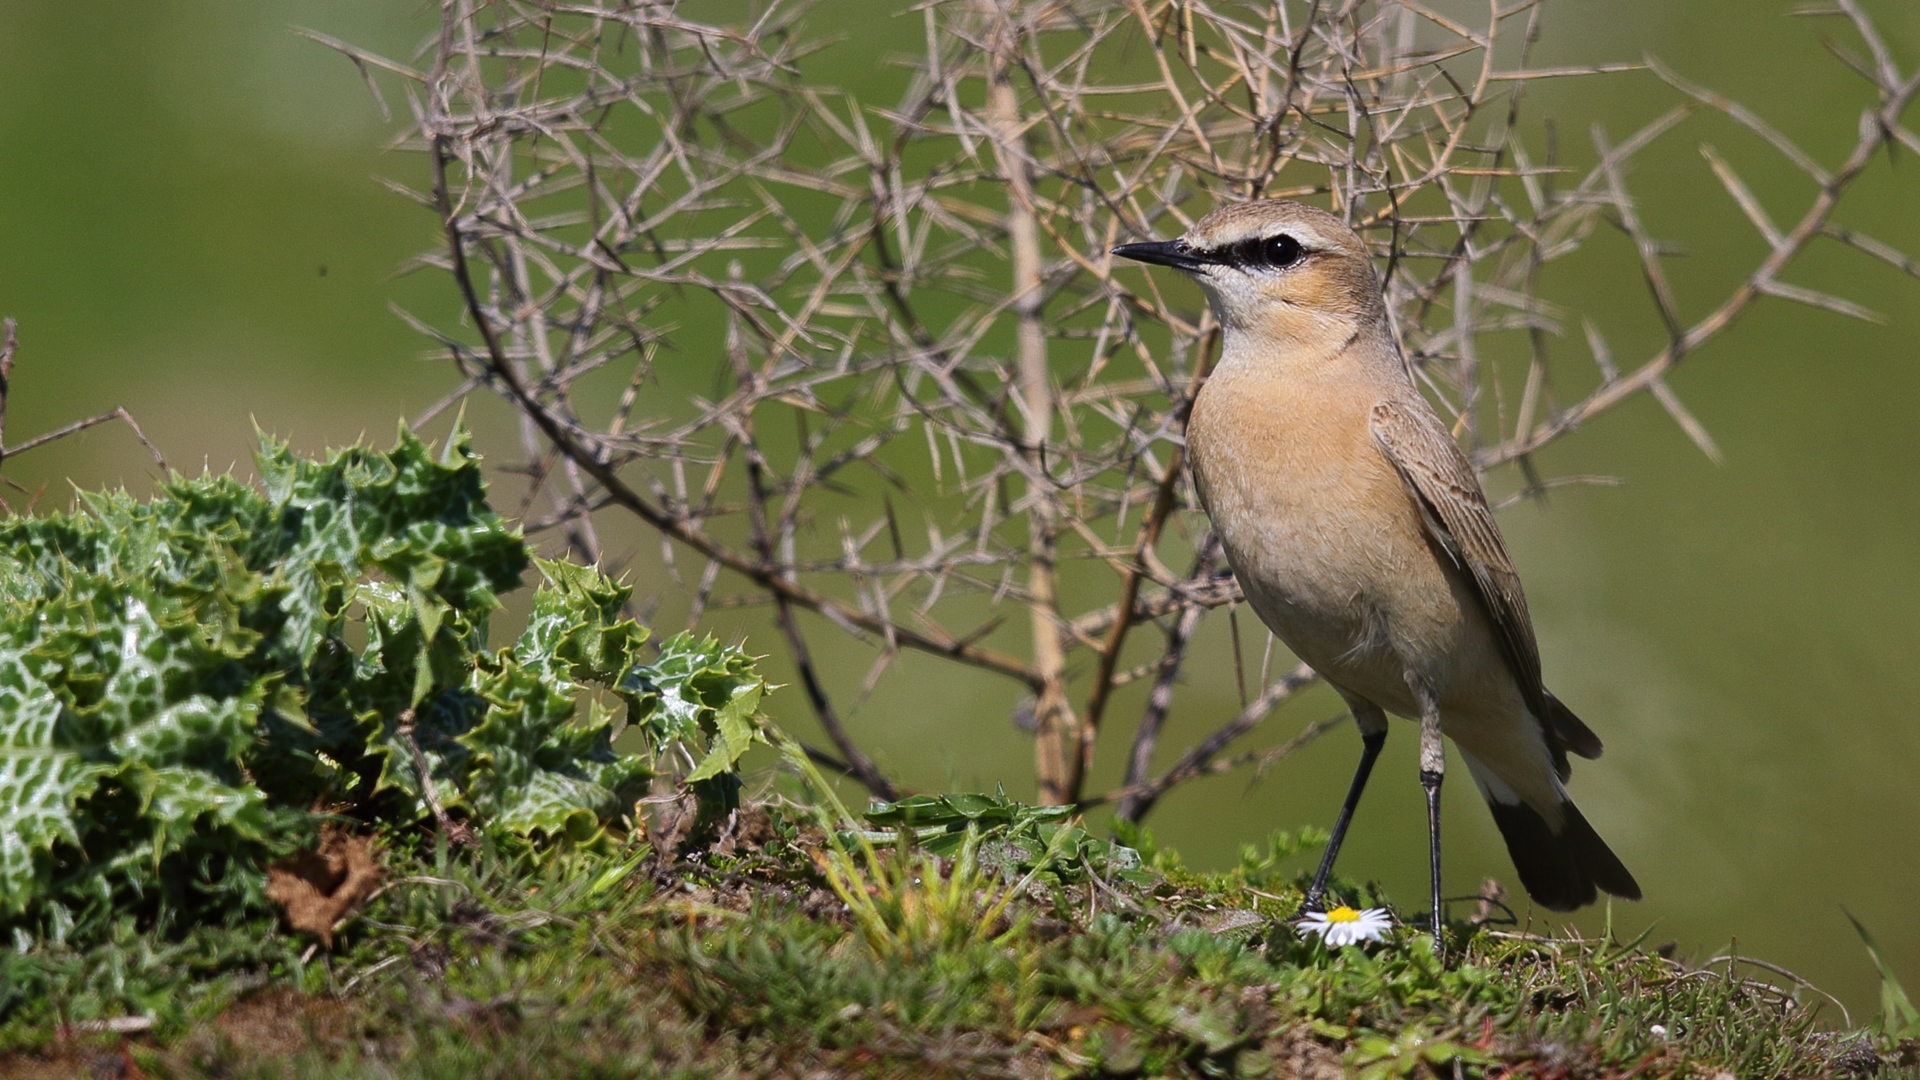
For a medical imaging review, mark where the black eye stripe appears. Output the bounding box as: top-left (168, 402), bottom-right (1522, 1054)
top-left (1203, 233), bottom-right (1307, 270)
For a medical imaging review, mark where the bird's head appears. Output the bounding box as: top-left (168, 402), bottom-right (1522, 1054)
top-left (1112, 200), bottom-right (1384, 348)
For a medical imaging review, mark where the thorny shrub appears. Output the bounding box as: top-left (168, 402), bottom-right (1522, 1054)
top-left (312, 0), bottom-right (1920, 810)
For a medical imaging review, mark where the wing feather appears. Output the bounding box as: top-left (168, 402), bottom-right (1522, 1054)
top-left (1368, 399), bottom-right (1603, 766)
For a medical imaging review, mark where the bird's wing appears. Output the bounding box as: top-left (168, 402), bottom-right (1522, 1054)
top-left (1368, 399), bottom-right (1602, 764)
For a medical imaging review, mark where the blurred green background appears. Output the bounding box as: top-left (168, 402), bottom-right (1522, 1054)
top-left (1, 0), bottom-right (1916, 1022)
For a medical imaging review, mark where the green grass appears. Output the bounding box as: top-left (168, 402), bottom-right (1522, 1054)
top-left (1, 804), bottom-right (1904, 1080)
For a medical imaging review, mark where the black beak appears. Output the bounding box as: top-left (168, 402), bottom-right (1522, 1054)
top-left (1111, 239), bottom-right (1206, 272)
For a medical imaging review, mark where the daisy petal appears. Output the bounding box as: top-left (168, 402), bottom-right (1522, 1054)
top-left (1297, 905), bottom-right (1392, 946)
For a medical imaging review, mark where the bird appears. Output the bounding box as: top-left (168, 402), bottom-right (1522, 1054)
top-left (1112, 200), bottom-right (1639, 934)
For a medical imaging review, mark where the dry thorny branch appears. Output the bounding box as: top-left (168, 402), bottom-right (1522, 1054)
top-left (315, 0), bottom-right (1919, 816)
top-left (0, 317), bottom-right (168, 512)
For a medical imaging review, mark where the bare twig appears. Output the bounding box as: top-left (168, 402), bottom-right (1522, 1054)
top-left (0, 319), bottom-right (15, 452)
top-left (397, 708), bottom-right (477, 848)
top-left (728, 298), bottom-right (897, 801)
top-left (0, 320), bottom-right (168, 478)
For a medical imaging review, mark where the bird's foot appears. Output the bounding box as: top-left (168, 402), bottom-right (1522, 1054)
top-left (1420, 911), bottom-right (1452, 962)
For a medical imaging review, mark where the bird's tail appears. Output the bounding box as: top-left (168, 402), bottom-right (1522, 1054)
top-left (1460, 751), bottom-right (1640, 912)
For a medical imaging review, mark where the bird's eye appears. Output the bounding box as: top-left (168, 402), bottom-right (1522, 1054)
top-left (1262, 234), bottom-right (1303, 268)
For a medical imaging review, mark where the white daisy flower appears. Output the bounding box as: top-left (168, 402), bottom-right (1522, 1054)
top-left (1296, 905), bottom-right (1393, 946)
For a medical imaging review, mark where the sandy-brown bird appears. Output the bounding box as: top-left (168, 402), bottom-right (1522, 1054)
top-left (1113, 201), bottom-right (1639, 928)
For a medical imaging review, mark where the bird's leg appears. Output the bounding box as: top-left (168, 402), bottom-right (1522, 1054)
top-left (1414, 682), bottom-right (1447, 955)
top-left (1301, 701), bottom-right (1389, 912)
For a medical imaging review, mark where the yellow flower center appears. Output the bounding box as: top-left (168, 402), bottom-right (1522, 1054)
top-left (1325, 906), bottom-right (1361, 923)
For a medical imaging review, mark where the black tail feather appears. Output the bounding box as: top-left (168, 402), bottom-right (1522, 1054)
top-left (1543, 691), bottom-right (1604, 762)
top-left (1487, 797), bottom-right (1640, 912)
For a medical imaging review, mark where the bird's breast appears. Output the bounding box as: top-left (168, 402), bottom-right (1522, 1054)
top-left (1187, 371), bottom-right (1472, 708)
